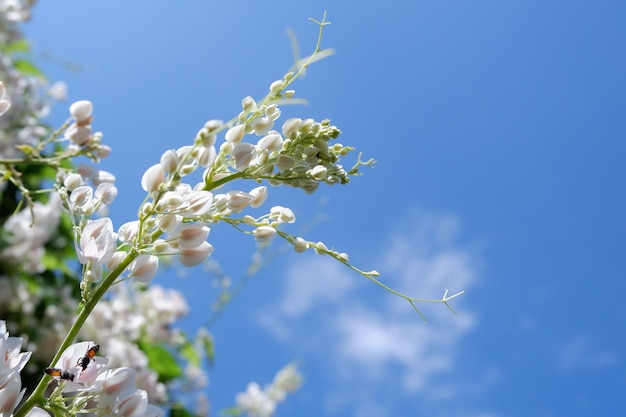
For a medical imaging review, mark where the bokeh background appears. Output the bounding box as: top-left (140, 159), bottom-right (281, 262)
top-left (24, 1), bottom-right (626, 416)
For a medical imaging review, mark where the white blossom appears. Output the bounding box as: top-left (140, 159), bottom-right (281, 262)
top-left (0, 320), bottom-right (31, 416)
top-left (141, 164), bottom-right (165, 193)
top-left (179, 241), bottom-right (214, 267)
top-left (128, 255), bottom-right (159, 283)
top-left (77, 218), bottom-right (116, 265)
top-left (69, 100), bottom-right (93, 122)
top-left (253, 226), bottom-right (276, 244)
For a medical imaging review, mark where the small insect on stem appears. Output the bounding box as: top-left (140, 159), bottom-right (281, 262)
top-left (44, 367), bottom-right (75, 382)
top-left (77, 344), bottom-right (99, 371)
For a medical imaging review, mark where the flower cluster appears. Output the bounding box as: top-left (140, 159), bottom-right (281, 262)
top-left (0, 194), bottom-right (62, 274)
top-left (235, 363), bottom-right (303, 417)
top-left (43, 341), bottom-right (163, 417)
top-left (81, 283), bottom-right (194, 403)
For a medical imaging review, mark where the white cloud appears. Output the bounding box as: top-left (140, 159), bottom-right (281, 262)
top-left (257, 209), bottom-right (481, 416)
top-left (557, 335), bottom-right (619, 371)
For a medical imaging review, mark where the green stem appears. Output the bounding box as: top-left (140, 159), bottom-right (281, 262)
top-left (14, 251), bottom-right (139, 417)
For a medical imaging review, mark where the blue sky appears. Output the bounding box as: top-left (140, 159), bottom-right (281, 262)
top-left (24, 1), bottom-right (626, 417)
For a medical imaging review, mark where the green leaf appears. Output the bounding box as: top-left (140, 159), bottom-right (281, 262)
top-left (221, 407), bottom-right (243, 417)
top-left (169, 404), bottom-right (195, 417)
top-left (138, 341), bottom-right (183, 383)
top-left (200, 332), bottom-right (215, 365)
top-left (14, 144), bottom-right (34, 154)
top-left (5, 39), bottom-right (30, 53)
top-left (179, 341), bottom-right (200, 368)
top-left (14, 59), bottom-right (46, 78)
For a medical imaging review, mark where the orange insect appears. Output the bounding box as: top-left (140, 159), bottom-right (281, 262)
top-left (77, 344), bottom-right (99, 371)
top-left (44, 367), bottom-right (75, 382)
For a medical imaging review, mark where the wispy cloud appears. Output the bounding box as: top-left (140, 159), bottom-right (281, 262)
top-left (257, 209), bottom-right (481, 416)
top-left (557, 335), bottom-right (619, 371)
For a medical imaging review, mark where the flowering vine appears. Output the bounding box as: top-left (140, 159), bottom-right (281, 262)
top-left (0, 6), bottom-right (463, 417)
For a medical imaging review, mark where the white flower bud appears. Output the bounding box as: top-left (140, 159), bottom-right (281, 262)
top-left (293, 237), bottom-right (308, 253)
top-left (242, 96), bottom-right (257, 113)
top-left (185, 190), bottom-right (214, 215)
top-left (204, 119), bottom-right (223, 132)
top-left (141, 164), bottom-right (165, 193)
top-left (106, 251), bottom-right (127, 270)
top-left (70, 185), bottom-right (93, 209)
top-left (118, 221), bottom-right (139, 243)
top-left (253, 226), bottom-right (276, 244)
top-left (225, 124), bottom-right (246, 143)
top-left (270, 206), bottom-right (296, 224)
top-left (298, 118), bottom-right (315, 133)
top-left (66, 123), bottom-right (92, 146)
top-left (160, 149), bottom-right (179, 173)
top-left (309, 165), bottom-right (328, 180)
top-left (156, 213), bottom-right (182, 233)
top-left (283, 90), bottom-right (295, 99)
top-left (198, 145), bottom-right (216, 167)
top-left (314, 241), bottom-right (328, 255)
top-left (179, 241), bottom-right (214, 267)
top-left (227, 190), bottom-right (253, 212)
top-left (269, 80), bottom-right (283, 94)
top-left (338, 252), bottom-right (350, 262)
top-left (251, 117), bottom-right (273, 136)
top-left (242, 215), bottom-right (257, 225)
top-left (64, 173), bottom-right (83, 190)
top-left (69, 100), bottom-right (93, 121)
top-left (129, 255), bottom-right (159, 283)
top-left (96, 144), bottom-right (112, 158)
top-left (256, 132), bottom-right (283, 153)
top-left (232, 142), bottom-right (256, 171)
top-left (249, 186), bottom-right (268, 208)
top-left (177, 224), bottom-right (211, 249)
top-left (93, 169), bottom-right (116, 185)
top-left (95, 182), bottom-right (118, 205)
top-left (282, 118), bottom-right (301, 138)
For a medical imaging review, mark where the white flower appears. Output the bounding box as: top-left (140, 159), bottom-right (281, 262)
top-left (117, 221), bottom-right (140, 244)
top-left (141, 164), bottom-right (165, 193)
top-left (160, 149), bottom-right (179, 173)
top-left (256, 132), bottom-right (282, 153)
top-left (270, 206), bottom-right (296, 224)
top-left (281, 118), bottom-right (301, 138)
top-left (253, 226), bottom-right (276, 244)
top-left (232, 142), bottom-right (256, 171)
top-left (293, 237), bottom-right (308, 253)
top-left (251, 117), bottom-right (273, 136)
top-left (179, 241), bottom-right (214, 267)
top-left (225, 124), bottom-right (245, 143)
top-left (77, 218), bottom-right (117, 265)
top-left (128, 255), bottom-right (159, 283)
top-left (184, 190), bottom-right (213, 215)
top-left (0, 373), bottom-right (24, 415)
top-left (95, 182), bottom-right (118, 205)
top-left (156, 214), bottom-right (182, 233)
top-left (175, 225), bottom-right (210, 249)
top-left (0, 320), bottom-right (31, 415)
top-left (227, 190), bottom-right (253, 212)
top-left (235, 382), bottom-right (276, 417)
top-left (69, 100), bottom-right (93, 122)
top-left (249, 186), bottom-right (268, 208)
